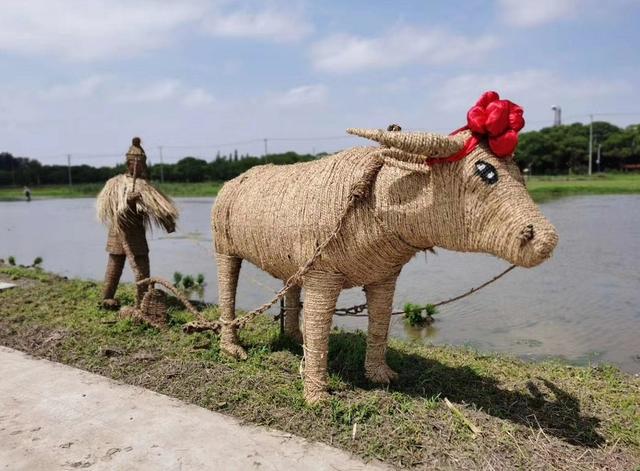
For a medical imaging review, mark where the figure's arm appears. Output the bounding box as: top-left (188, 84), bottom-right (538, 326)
top-left (127, 191), bottom-right (141, 206)
top-left (125, 191), bottom-right (142, 215)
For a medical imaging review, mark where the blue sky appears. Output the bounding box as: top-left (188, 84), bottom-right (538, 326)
top-left (1, 0), bottom-right (639, 166)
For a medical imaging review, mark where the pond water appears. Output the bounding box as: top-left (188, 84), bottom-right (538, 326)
top-left (1, 195), bottom-right (639, 373)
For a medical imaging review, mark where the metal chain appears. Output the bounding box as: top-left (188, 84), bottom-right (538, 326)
top-left (276, 264), bottom-right (516, 320)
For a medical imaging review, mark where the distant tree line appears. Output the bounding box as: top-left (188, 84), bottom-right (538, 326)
top-left (516, 122), bottom-right (640, 174)
top-left (0, 151), bottom-right (318, 186)
top-left (2, 121), bottom-right (640, 186)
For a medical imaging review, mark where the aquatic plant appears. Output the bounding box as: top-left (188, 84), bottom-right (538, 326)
top-left (182, 275), bottom-right (195, 289)
top-left (173, 271), bottom-right (206, 292)
top-left (403, 303), bottom-right (438, 327)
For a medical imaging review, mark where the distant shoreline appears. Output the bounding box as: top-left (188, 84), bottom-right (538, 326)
top-left (1, 174), bottom-right (639, 203)
top-left (0, 181), bottom-right (224, 202)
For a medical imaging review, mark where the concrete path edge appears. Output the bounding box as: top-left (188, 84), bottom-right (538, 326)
top-left (0, 346), bottom-right (391, 470)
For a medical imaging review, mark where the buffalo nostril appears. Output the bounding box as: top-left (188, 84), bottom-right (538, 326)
top-left (519, 224), bottom-right (535, 244)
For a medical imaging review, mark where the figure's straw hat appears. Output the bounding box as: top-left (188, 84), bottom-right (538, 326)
top-left (126, 137), bottom-right (147, 165)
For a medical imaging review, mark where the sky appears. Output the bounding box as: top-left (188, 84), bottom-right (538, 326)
top-left (1, 0), bottom-right (639, 166)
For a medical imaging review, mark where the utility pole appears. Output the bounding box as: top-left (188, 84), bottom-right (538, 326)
top-left (597, 143), bottom-right (602, 173)
top-left (158, 146), bottom-right (165, 183)
top-left (588, 114), bottom-right (593, 176)
top-left (67, 154), bottom-right (73, 186)
top-left (551, 105), bottom-right (562, 126)
top-left (263, 138), bottom-right (268, 157)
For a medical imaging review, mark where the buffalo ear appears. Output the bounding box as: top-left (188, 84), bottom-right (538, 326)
top-left (347, 128), bottom-right (466, 159)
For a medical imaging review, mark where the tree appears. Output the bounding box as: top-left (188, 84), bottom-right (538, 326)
top-left (602, 125), bottom-right (640, 169)
top-left (2, 121), bottom-right (639, 187)
top-left (175, 157), bottom-right (208, 182)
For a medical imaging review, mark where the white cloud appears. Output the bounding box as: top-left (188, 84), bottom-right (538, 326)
top-left (0, 0), bottom-right (204, 61)
top-left (182, 88), bottom-right (216, 107)
top-left (0, 1), bottom-right (312, 61)
top-left (40, 75), bottom-right (110, 100)
top-left (311, 27), bottom-right (497, 74)
top-left (270, 84), bottom-right (328, 107)
top-left (202, 9), bottom-right (312, 42)
top-left (497, 0), bottom-right (579, 27)
top-left (114, 79), bottom-right (182, 103)
top-left (39, 76), bottom-right (215, 107)
top-left (111, 79), bottom-right (217, 107)
top-left (497, 0), bottom-right (639, 27)
top-left (437, 70), bottom-right (631, 110)
top-left (433, 70), bottom-right (632, 128)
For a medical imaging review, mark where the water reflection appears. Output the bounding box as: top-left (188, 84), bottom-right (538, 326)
top-left (402, 321), bottom-right (439, 342)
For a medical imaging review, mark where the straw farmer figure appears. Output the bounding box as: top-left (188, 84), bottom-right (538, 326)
top-left (97, 137), bottom-right (178, 309)
top-left (212, 91), bottom-right (559, 404)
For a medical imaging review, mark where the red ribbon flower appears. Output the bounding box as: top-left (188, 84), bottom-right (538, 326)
top-left (432, 91), bottom-right (525, 164)
top-left (466, 91), bottom-right (524, 157)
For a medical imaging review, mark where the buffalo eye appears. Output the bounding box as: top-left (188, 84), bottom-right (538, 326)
top-left (474, 160), bottom-right (498, 185)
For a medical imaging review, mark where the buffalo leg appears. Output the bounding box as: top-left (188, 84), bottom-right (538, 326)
top-left (216, 253), bottom-right (246, 359)
top-left (302, 270), bottom-right (344, 404)
top-left (284, 284), bottom-right (303, 343)
top-left (364, 274), bottom-right (399, 384)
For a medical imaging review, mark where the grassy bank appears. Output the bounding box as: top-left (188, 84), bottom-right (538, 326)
top-left (1, 173), bottom-right (639, 203)
top-left (526, 173), bottom-right (640, 202)
top-left (1, 265), bottom-right (638, 469)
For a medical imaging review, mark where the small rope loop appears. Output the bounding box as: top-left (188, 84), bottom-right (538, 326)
top-left (137, 277), bottom-right (200, 318)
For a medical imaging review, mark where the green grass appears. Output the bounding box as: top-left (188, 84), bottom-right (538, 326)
top-left (526, 173), bottom-right (640, 202)
top-left (1, 265), bottom-right (639, 469)
top-left (2, 173), bottom-right (639, 202)
top-left (0, 183), bottom-right (104, 200)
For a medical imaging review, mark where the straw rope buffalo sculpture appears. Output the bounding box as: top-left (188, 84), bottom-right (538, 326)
top-left (212, 91), bottom-right (558, 403)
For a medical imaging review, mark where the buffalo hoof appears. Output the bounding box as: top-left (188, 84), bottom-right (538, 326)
top-left (365, 363), bottom-right (399, 384)
top-left (304, 389), bottom-right (330, 405)
top-left (221, 341), bottom-right (248, 360)
top-left (101, 298), bottom-right (120, 310)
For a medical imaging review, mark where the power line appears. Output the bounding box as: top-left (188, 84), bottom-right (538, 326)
top-left (161, 138), bottom-right (263, 150)
top-left (588, 112), bottom-right (640, 117)
top-left (22, 112), bottom-right (640, 163)
top-left (268, 135), bottom-right (356, 142)
top-left (26, 152), bottom-right (129, 163)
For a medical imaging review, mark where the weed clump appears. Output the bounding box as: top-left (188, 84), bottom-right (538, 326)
top-left (172, 271), bottom-right (206, 300)
top-left (403, 303), bottom-right (437, 327)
